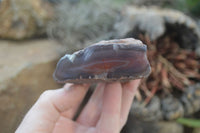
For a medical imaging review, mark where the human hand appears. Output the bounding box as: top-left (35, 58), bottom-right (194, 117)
top-left (16, 80), bottom-right (140, 133)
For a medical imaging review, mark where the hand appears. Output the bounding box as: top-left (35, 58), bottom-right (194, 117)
top-left (16, 80), bottom-right (140, 133)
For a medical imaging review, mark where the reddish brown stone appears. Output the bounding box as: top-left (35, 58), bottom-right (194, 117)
top-left (53, 38), bottom-right (151, 83)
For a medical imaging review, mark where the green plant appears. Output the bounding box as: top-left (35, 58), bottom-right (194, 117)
top-left (173, 0), bottom-right (200, 16)
top-left (177, 118), bottom-right (200, 128)
top-left (185, 0), bottom-right (200, 16)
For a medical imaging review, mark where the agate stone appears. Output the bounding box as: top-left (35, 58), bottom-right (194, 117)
top-left (53, 38), bottom-right (151, 83)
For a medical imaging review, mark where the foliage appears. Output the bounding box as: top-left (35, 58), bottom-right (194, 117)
top-left (170, 0), bottom-right (200, 16)
top-left (177, 118), bottom-right (200, 128)
top-left (185, 0), bottom-right (200, 16)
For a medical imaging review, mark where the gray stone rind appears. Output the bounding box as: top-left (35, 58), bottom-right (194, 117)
top-left (114, 6), bottom-right (200, 50)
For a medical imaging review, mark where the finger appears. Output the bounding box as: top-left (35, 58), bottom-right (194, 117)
top-left (16, 84), bottom-right (90, 133)
top-left (32, 83), bottom-right (90, 120)
top-left (97, 82), bottom-right (122, 133)
top-left (77, 83), bottom-right (105, 126)
top-left (53, 116), bottom-right (88, 133)
top-left (48, 84), bottom-right (90, 119)
top-left (120, 79), bottom-right (141, 128)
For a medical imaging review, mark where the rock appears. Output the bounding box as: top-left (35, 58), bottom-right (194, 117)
top-left (0, 40), bottom-right (65, 133)
top-left (180, 84), bottom-right (200, 116)
top-left (155, 121), bottom-right (183, 133)
top-left (129, 84), bottom-right (200, 121)
top-left (130, 0), bottom-right (174, 6)
top-left (114, 6), bottom-right (200, 50)
top-left (115, 6), bottom-right (200, 122)
top-left (122, 117), bottom-right (183, 133)
top-left (53, 38), bottom-right (151, 83)
top-left (161, 95), bottom-right (184, 120)
top-left (130, 96), bottom-right (162, 121)
top-left (122, 117), bottom-right (158, 133)
top-left (47, 0), bottom-right (80, 4)
top-left (0, 0), bottom-right (54, 40)
top-left (47, 0), bottom-right (119, 52)
top-left (193, 128), bottom-right (200, 133)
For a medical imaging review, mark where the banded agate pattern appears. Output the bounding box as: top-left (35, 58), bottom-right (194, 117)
top-left (53, 38), bottom-right (151, 83)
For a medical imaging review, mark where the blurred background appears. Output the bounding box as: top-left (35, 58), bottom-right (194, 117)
top-left (0, 0), bottom-right (200, 132)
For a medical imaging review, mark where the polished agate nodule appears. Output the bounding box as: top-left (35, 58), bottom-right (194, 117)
top-left (53, 38), bottom-right (151, 83)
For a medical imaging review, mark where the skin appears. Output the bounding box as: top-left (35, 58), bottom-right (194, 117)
top-left (16, 80), bottom-right (141, 133)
